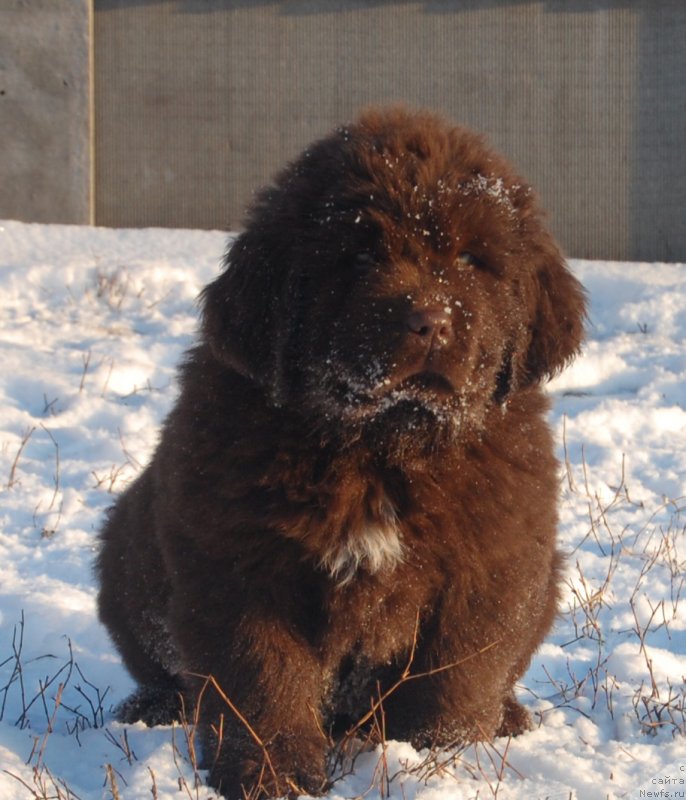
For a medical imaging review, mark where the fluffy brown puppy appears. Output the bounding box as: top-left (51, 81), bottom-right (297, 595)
top-left (97, 107), bottom-right (586, 799)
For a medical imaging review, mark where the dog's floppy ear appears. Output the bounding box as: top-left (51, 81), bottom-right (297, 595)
top-left (520, 231), bottom-right (587, 384)
top-left (201, 223), bottom-right (293, 394)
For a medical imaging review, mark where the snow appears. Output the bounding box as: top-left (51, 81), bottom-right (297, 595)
top-left (0, 219), bottom-right (684, 799)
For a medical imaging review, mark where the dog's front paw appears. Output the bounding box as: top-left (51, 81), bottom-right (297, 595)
top-left (208, 736), bottom-right (329, 799)
top-left (208, 763), bottom-right (329, 800)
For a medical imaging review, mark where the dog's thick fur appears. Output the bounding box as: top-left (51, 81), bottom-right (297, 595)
top-left (97, 108), bottom-right (586, 798)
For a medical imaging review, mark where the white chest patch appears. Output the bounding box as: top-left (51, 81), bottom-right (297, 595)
top-left (319, 516), bottom-right (404, 586)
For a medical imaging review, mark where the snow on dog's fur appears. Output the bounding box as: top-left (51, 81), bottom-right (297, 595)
top-left (96, 107), bottom-right (586, 799)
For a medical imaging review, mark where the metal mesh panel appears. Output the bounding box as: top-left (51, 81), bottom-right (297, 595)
top-left (94, 1), bottom-right (686, 261)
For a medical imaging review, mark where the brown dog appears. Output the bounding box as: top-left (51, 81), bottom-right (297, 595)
top-left (96, 107), bottom-right (586, 798)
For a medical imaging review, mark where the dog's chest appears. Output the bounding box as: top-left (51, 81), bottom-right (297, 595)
top-left (319, 515), bottom-right (404, 586)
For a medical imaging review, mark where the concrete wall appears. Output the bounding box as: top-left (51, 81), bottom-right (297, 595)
top-left (0, 0), bottom-right (92, 225)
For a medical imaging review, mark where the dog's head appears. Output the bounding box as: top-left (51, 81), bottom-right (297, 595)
top-left (202, 108), bottom-right (585, 443)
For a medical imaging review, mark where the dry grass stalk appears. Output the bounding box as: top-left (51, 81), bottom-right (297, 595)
top-left (6, 425), bottom-right (36, 490)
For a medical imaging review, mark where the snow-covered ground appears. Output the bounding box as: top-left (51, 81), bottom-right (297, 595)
top-left (0, 219), bottom-right (684, 800)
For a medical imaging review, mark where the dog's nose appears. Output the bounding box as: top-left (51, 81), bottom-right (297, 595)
top-left (406, 307), bottom-right (454, 348)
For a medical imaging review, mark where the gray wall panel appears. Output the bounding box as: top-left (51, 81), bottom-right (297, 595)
top-left (0, 0), bottom-right (92, 225)
top-left (632, 3), bottom-right (686, 262)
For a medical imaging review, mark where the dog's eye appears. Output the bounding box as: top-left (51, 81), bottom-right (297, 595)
top-left (353, 252), bottom-right (377, 273)
top-left (456, 251), bottom-right (483, 269)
